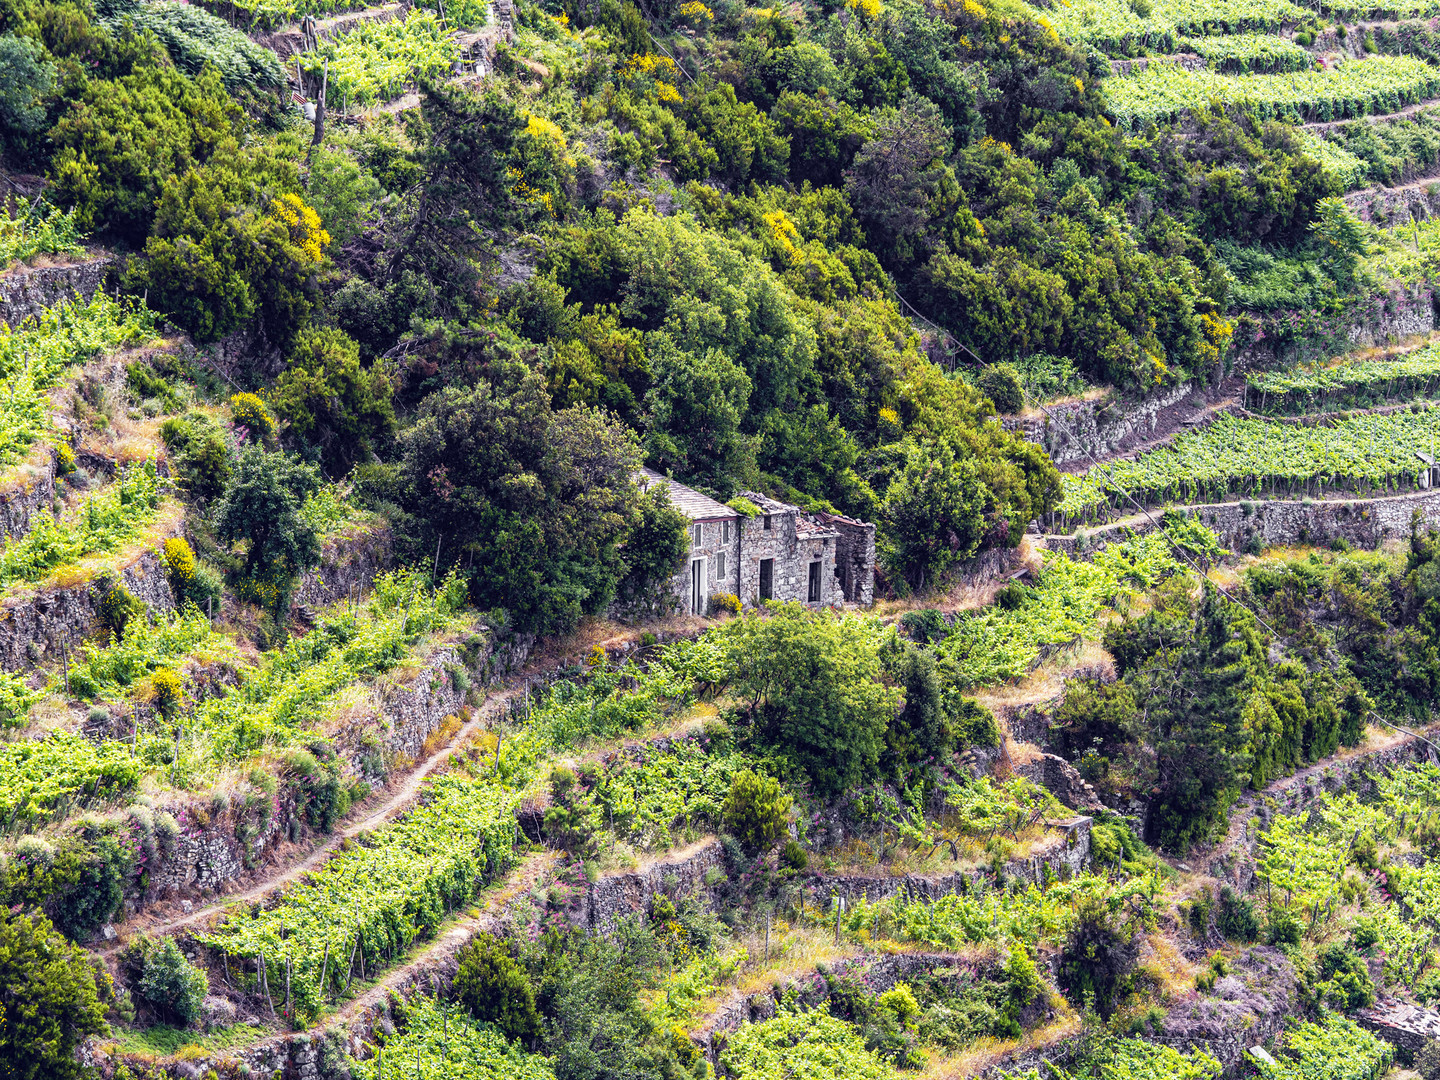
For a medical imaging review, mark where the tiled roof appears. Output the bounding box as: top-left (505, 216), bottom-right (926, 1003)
top-left (636, 468), bottom-right (736, 521)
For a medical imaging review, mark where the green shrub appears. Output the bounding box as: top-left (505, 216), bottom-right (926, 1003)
top-left (160, 413), bottom-right (232, 501)
top-left (132, 936), bottom-right (209, 1027)
top-left (453, 933), bottom-right (541, 1044)
top-left (1216, 886), bottom-right (1259, 943)
top-left (977, 363), bottom-right (1025, 414)
top-left (900, 608), bottom-right (948, 645)
top-left (52, 830), bottom-right (132, 939)
top-left (1311, 942), bottom-right (1374, 1010)
top-left (781, 839), bottom-right (809, 870)
top-left (1417, 1039), bottom-right (1440, 1080)
top-left (722, 769), bottom-right (791, 849)
top-left (270, 327), bottom-right (394, 477)
top-left (48, 65), bottom-right (239, 244)
top-left (0, 907), bottom-right (110, 1080)
top-left (95, 573), bottom-right (146, 640)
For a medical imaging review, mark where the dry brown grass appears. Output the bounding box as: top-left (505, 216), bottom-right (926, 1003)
top-left (918, 1012), bottom-right (1082, 1078)
top-left (968, 638), bottom-right (1115, 730)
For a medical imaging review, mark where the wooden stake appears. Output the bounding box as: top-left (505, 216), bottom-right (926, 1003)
top-left (61, 639), bottom-right (69, 696)
top-left (344, 927), bottom-right (360, 992)
top-left (319, 939), bottom-right (331, 1000)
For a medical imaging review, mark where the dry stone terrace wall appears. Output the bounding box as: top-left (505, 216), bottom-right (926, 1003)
top-left (581, 837), bottom-right (727, 931)
top-left (694, 951), bottom-right (1037, 1064)
top-left (0, 256), bottom-right (114, 327)
top-left (1208, 735), bottom-right (1440, 889)
top-left (129, 630), bottom-right (534, 911)
top-left (1046, 487), bottom-right (1440, 560)
top-left (804, 818), bottom-right (1093, 909)
top-left (1002, 382), bottom-right (1197, 467)
top-left (0, 539), bottom-right (177, 671)
top-left (293, 523), bottom-right (395, 612)
top-left (0, 454), bottom-right (56, 543)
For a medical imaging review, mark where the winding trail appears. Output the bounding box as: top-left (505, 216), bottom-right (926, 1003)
top-left (92, 682), bottom-right (523, 957)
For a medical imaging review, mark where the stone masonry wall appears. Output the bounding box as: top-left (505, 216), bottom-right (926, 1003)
top-left (1047, 488), bottom-right (1440, 560)
top-left (735, 507), bottom-right (845, 608)
top-left (140, 630), bottom-right (535, 907)
top-left (0, 539), bottom-right (177, 670)
top-left (582, 837), bottom-right (728, 931)
top-left (293, 523), bottom-right (395, 612)
top-left (0, 257), bottom-right (114, 327)
top-left (823, 514), bottom-right (876, 605)
top-left (0, 454), bottom-right (56, 543)
top-left (1002, 382), bottom-right (1196, 466)
top-left (1208, 736), bottom-right (1439, 889)
top-left (802, 818), bottom-right (1092, 908)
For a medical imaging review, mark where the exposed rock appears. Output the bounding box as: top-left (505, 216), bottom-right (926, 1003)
top-left (0, 455), bottom-right (56, 544)
top-left (293, 524), bottom-right (395, 611)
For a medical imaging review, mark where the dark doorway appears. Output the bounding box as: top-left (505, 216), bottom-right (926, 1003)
top-left (808, 561), bottom-right (821, 603)
top-left (759, 558), bottom-right (773, 600)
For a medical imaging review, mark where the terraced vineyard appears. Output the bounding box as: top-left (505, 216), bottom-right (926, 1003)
top-left (1054, 408), bottom-right (1440, 526)
top-left (1107, 54), bottom-right (1440, 128)
top-left (298, 9), bottom-right (460, 106)
top-left (1245, 339), bottom-right (1440, 412)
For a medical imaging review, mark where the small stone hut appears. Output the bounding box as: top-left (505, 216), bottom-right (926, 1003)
top-left (634, 469), bottom-right (876, 615)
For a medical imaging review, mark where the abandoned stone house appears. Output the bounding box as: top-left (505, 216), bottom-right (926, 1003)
top-left (635, 468), bottom-right (876, 616)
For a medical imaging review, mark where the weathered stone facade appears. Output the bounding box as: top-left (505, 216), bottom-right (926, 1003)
top-left (819, 511), bottom-right (877, 604)
top-left (0, 256), bottom-right (114, 328)
top-left (736, 491), bottom-right (850, 609)
top-left (631, 469), bottom-right (876, 613)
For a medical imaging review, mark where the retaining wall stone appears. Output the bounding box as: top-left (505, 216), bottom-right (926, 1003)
top-left (0, 454), bottom-right (56, 543)
top-left (0, 256), bottom-right (114, 327)
top-left (293, 524), bottom-right (395, 611)
top-left (1002, 382), bottom-right (1197, 466)
top-left (0, 540), bottom-right (177, 671)
top-left (1047, 488), bottom-right (1440, 559)
top-left (804, 818), bottom-right (1092, 907)
top-left (582, 837), bottom-right (728, 931)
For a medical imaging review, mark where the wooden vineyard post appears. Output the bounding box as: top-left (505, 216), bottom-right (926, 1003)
top-left (764, 913), bottom-right (770, 965)
top-left (61, 639), bottom-right (68, 697)
top-left (319, 939), bottom-right (330, 1002)
top-left (285, 952), bottom-right (292, 1021)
